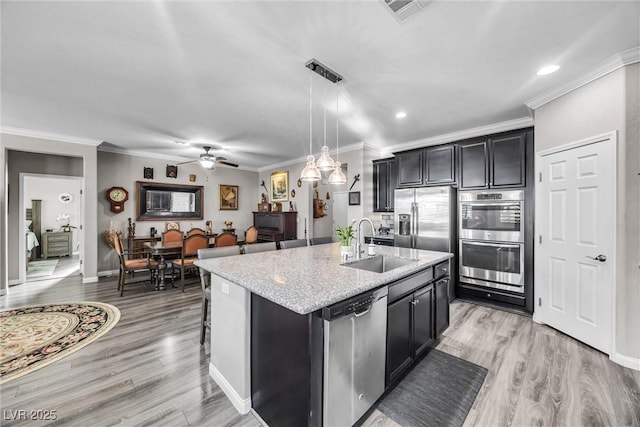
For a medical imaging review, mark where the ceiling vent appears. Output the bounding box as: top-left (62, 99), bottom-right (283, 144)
top-left (381, 0), bottom-right (434, 22)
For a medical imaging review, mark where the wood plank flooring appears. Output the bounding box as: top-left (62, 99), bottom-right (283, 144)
top-left (2, 275), bottom-right (639, 426)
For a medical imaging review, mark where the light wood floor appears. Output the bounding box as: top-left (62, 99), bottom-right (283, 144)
top-left (2, 275), bottom-right (639, 426)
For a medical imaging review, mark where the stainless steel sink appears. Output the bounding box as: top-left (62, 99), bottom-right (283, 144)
top-left (343, 255), bottom-right (414, 273)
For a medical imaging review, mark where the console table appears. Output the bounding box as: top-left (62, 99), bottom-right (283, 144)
top-left (253, 212), bottom-right (297, 242)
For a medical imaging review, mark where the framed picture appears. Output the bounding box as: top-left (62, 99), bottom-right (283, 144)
top-left (143, 167), bottom-right (153, 179)
top-left (219, 185), bottom-right (238, 210)
top-left (166, 164), bottom-right (178, 179)
top-left (270, 171), bottom-right (289, 202)
top-left (349, 191), bottom-right (361, 206)
top-left (166, 222), bottom-right (180, 231)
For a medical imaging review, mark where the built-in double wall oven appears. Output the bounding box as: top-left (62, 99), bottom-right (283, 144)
top-left (459, 190), bottom-right (524, 293)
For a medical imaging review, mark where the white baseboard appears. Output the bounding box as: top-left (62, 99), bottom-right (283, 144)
top-left (8, 279), bottom-right (21, 286)
top-left (611, 352), bottom-right (640, 371)
top-left (209, 363), bottom-right (251, 414)
top-left (82, 276), bottom-right (98, 283)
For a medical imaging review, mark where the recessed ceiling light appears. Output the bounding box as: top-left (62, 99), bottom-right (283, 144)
top-left (537, 65), bottom-right (560, 76)
top-left (395, 111), bottom-right (407, 119)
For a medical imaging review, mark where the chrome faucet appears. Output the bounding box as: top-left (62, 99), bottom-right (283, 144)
top-left (355, 218), bottom-right (376, 259)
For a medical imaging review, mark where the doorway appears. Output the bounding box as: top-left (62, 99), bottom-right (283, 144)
top-left (19, 173), bottom-right (84, 284)
top-left (534, 132), bottom-right (616, 355)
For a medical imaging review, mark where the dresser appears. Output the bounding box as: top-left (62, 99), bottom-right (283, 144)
top-left (42, 232), bottom-right (72, 259)
top-left (253, 212), bottom-right (297, 242)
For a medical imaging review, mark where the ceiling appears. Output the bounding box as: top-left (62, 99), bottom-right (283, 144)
top-left (2, 1), bottom-right (638, 170)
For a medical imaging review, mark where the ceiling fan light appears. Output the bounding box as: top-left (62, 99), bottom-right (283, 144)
top-left (301, 155), bottom-right (321, 181)
top-left (328, 161), bottom-right (347, 184)
top-left (200, 155), bottom-right (215, 169)
top-left (316, 145), bottom-right (335, 171)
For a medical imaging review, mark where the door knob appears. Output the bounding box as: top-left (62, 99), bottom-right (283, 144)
top-left (586, 254), bottom-right (607, 262)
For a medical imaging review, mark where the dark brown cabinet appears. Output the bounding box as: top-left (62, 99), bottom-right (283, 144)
top-left (253, 211), bottom-right (297, 242)
top-left (396, 149), bottom-right (424, 187)
top-left (459, 130), bottom-right (529, 190)
top-left (373, 158), bottom-right (395, 212)
top-left (434, 277), bottom-right (450, 337)
top-left (425, 144), bottom-right (456, 185)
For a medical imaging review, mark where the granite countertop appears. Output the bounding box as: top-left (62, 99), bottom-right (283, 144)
top-left (195, 243), bottom-right (452, 315)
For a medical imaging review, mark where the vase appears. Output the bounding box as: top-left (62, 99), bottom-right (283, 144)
top-left (340, 245), bottom-right (353, 258)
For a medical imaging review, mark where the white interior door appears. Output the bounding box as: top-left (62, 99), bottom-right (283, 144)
top-left (535, 133), bottom-right (615, 354)
top-left (333, 192), bottom-right (348, 231)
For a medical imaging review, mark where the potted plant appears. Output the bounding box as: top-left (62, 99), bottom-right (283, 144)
top-left (335, 224), bottom-right (355, 258)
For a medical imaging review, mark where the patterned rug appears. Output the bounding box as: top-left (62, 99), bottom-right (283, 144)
top-left (26, 259), bottom-right (59, 278)
top-left (0, 302), bottom-right (120, 384)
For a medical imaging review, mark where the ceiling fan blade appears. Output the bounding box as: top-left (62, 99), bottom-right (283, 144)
top-left (175, 159), bottom-right (199, 166)
top-left (218, 160), bottom-right (239, 168)
top-left (215, 156), bottom-right (228, 161)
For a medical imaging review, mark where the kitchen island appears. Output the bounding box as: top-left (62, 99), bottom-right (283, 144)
top-left (195, 243), bottom-right (452, 426)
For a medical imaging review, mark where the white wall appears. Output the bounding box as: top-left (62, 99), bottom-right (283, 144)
top-left (534, 64), bottom-right (640, 362)
top-left (97, 151), bottom-right (258, 273)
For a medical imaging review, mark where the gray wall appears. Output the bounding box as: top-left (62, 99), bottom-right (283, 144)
top-left (97, 151), bottom-right (258, 274)
top-left (534, 64), bottom-right (640, 361)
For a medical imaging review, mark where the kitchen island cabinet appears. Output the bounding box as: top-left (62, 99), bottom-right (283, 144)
top-left (196, 244), bottom-right (452, 426)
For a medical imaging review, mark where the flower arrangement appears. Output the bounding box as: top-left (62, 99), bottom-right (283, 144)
top-left (56, 213), bottom-right (76, 232)
top-left (335, 224), bottom-right (355, 247)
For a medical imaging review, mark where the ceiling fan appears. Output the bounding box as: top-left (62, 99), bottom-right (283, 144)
top-left (176, 146), bottom-right (239, 170)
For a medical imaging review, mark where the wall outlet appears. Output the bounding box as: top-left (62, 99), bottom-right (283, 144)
top-left (221, 282), bottom-right (229, 295)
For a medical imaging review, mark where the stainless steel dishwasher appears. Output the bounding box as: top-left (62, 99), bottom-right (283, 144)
top-left (322, 286), bottom-right (388, 427)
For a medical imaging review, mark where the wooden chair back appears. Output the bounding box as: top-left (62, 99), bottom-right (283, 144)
top-left (162, 229), bottom-right (183, 244)
top-left (182, 234), bottom-right (209, 257)
top-left (111, 232), bottom-right (124, 257)
top-left (244, 226), bottom-right (258, 245)
top-left (187, 228), bottom-right (206, 237)
top-left (214, 232), bottom-right (237, 247)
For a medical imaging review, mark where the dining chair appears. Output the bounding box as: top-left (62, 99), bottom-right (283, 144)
top-left (214, 231), bottom-right (238, 247)
top-left (197, 246), bottom-right (242, 345)
top-left (162, 229), bottom-right (183, 244)
top-left (112, 232), bottom-right (158, 296)
top-left (278, 239), bottom-right (308, 249)
top-left (186, 227), bottom-right (207, 237)
top-left (243, 226), bottom-right (258, 245)
top-left (172, 234), bottom-right (209, 292)
top-left (310, 236), bottom-right (333, 245)
top-left (243, 241), bottom-right (277, 254)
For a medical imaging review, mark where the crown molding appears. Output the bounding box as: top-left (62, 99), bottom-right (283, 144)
top-left (526, 46), bottom-right (640, 110)
top-left (380, 117), bottom-right (534, 156)
top-left (0, 126), bottom-right (103, 146)
top-left (98, 145), bottom-right (258, 172)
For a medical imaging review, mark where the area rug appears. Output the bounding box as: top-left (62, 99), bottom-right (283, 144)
top-left (0, 302), bottom-right (120, 384)
top-left (376, 349), bottom-right (487, 427)
top-left (26, 259), bottom-right (59, 278)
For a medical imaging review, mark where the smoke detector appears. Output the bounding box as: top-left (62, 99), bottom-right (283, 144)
top-left (381, 0), bottom-right (434, 22)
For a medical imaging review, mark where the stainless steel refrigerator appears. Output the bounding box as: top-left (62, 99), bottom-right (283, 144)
top-left (394, 186), bottom-right (457, 298)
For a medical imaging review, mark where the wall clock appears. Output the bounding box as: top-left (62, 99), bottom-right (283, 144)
top-left (106, 186), bottom-right (129, 213)
top-left (58, 192), bottom-right (73, 203)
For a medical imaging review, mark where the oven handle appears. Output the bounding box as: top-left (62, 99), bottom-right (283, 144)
top-left (462, 240), bottom-right (522, 249)
top-left (461, 202), bottom-right (522, 208)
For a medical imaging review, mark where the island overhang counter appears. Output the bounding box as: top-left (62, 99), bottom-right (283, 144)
top-left (195, 242), bottom-right (452, 426)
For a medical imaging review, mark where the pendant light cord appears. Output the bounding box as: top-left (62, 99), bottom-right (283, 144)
top-left (335, 83), bottom-right (339, 161)
top-left (323, 75), bottom-right (327, 148)
top-left (309, 68), bottom-right (313, 155)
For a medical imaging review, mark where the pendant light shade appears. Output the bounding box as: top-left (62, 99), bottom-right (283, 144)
top-left (328, 81), bottom-right (347, 184)
top-left (301, 155), bottom-right (322, 181)
top-left (316, 145), bottom-right (335, 171)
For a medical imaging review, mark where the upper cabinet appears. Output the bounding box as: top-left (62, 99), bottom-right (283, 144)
top-left (373, 157), bottom-right (395, 212)
top-left (396, 149), bottom-right (424, 187)
top-left (396, 144), bottom-right (456, 188)
top-left (459, 130), bottom-right (530, 190)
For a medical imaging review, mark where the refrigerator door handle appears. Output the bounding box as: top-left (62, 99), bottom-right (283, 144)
top-left (411, 202), bottom-right (417, 248)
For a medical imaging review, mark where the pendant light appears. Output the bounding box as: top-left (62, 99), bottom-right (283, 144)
top-left (328, 82), bottom-right (347, 185)
top-left (300, 67), bottom-right (321, 182)
top-left (315, 75), bottom-right (336, 171)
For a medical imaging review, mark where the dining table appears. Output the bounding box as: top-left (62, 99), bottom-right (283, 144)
top-left (144, 240), bottom-right (182, 290)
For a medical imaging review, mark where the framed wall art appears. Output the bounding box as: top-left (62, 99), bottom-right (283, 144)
top-left (270, 171), bottom-right (289, 202)
top-left (349, 191), bottom-right (361, 206)
top-left (219, 185), bottom-right (238, 210)
top-left (166, 164), bottom-right (178, 179)
top-left (143, 167), bottom-right (153, 179)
